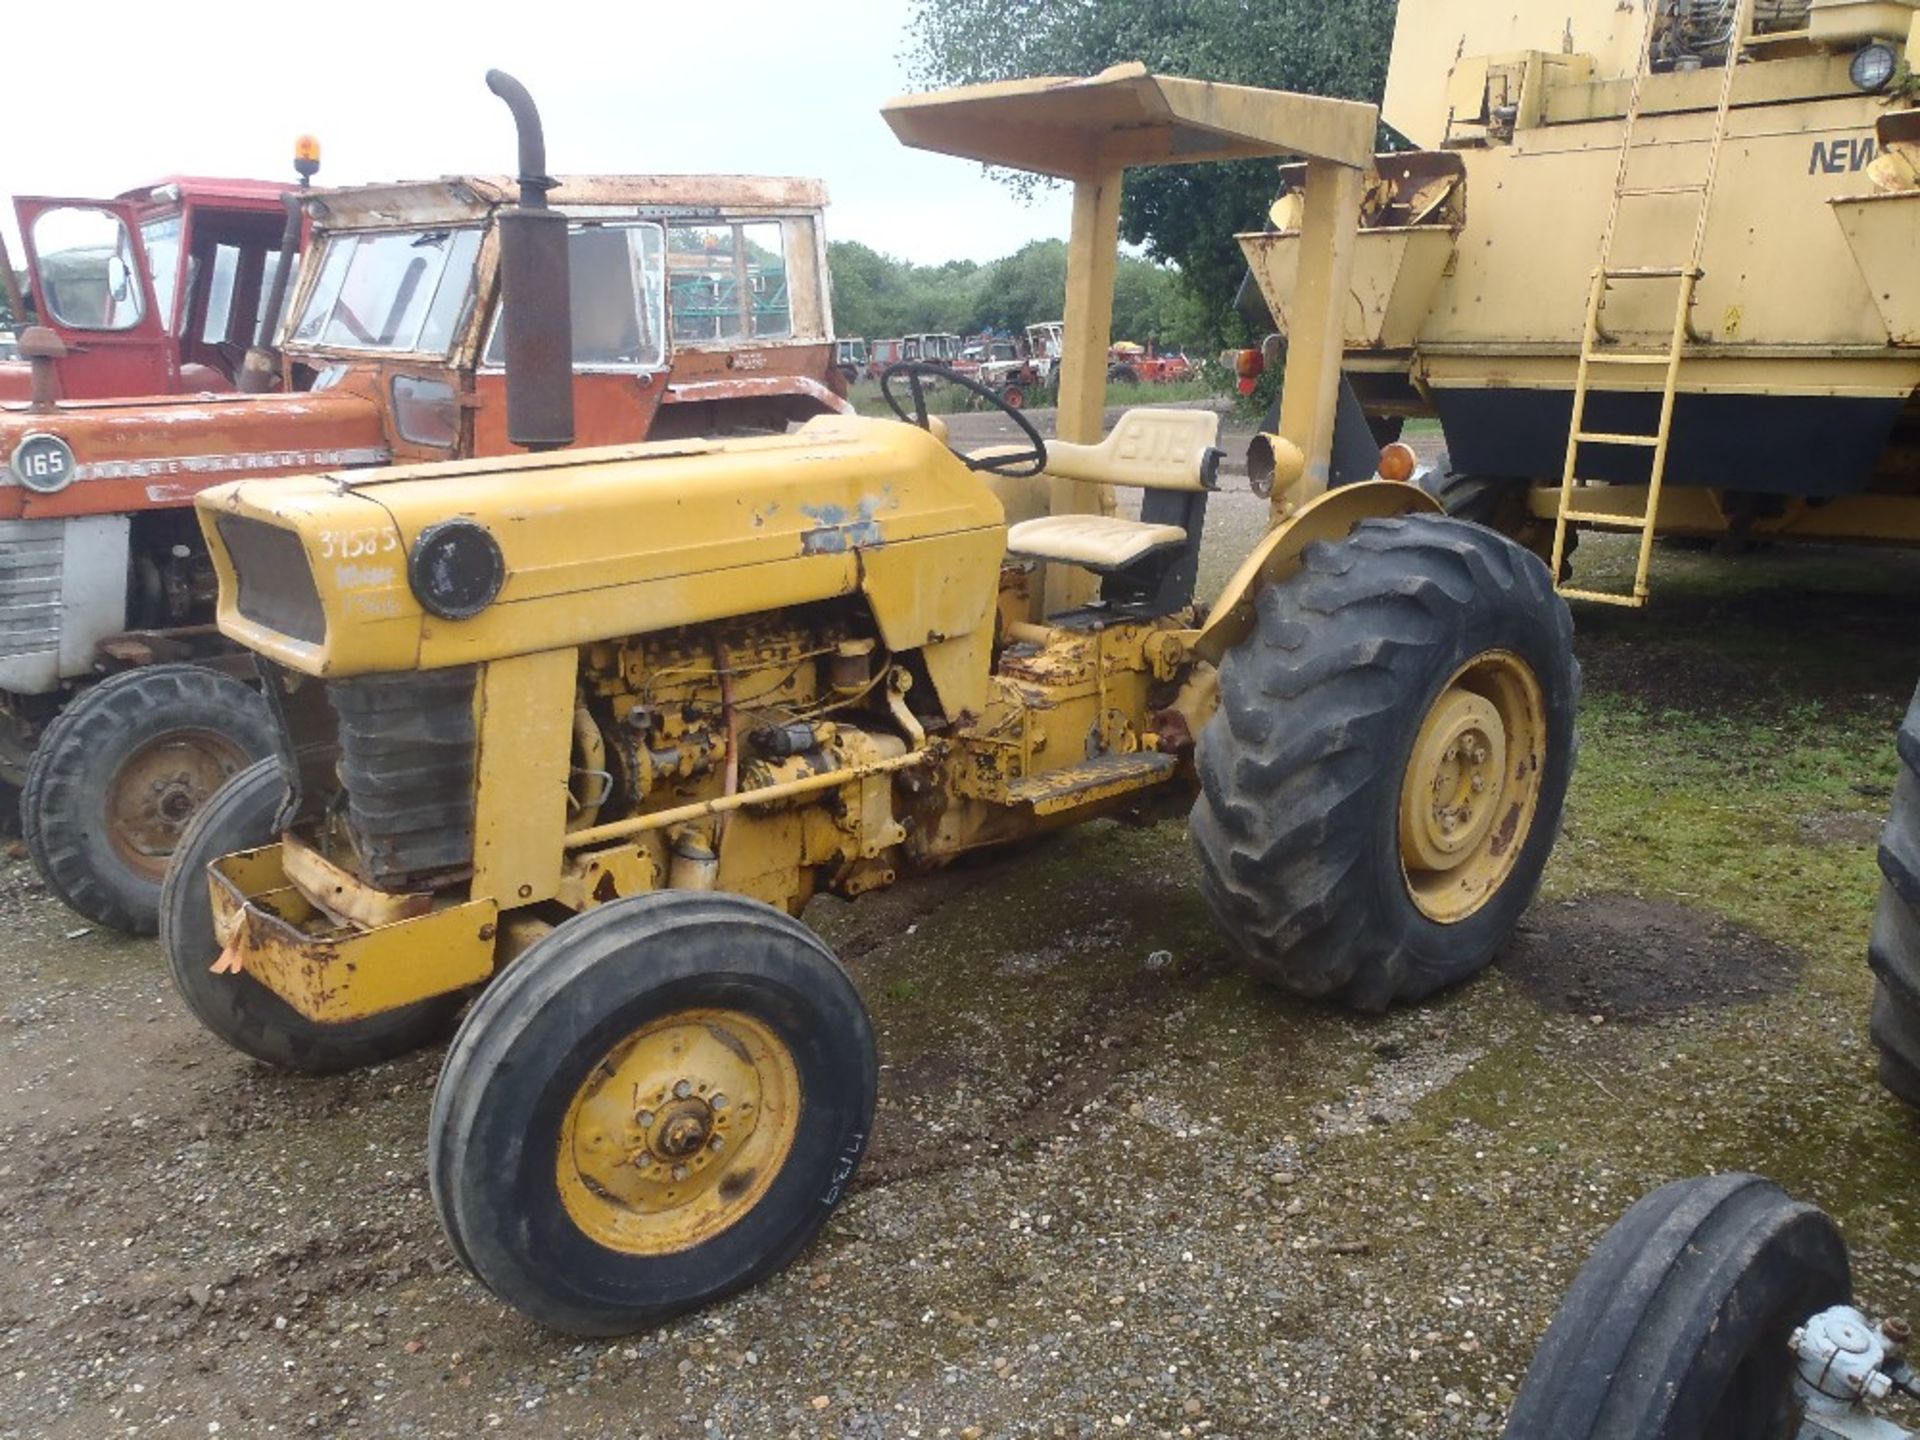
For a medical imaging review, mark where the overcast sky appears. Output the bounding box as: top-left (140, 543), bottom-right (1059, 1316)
top-left (1, 0), bottom-right (1073, 267)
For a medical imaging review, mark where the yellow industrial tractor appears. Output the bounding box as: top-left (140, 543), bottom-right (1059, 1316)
top-left (1241, 0), bottom-right (1920, 608)
top-left (163, 67), bottom-right (1580, 1334)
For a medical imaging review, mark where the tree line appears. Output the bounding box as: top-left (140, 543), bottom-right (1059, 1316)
top-left (828, 238), bottom-right (1212, 351)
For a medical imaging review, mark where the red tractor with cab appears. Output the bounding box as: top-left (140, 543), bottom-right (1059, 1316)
top-left (1, 175), bottom-right (305, 402)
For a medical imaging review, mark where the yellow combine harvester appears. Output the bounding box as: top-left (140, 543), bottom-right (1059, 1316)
top-left (1243, 0), bottom-right (1920, 606)
top-left (161, 67), bottom-right (1580, 1334)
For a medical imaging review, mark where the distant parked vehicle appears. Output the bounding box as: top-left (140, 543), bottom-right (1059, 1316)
top-left (1108, 341), bottom-right (1194, 385)
top-left (1026, 320), bottom-right (1065, 385)
top-left (867, 337), bottom-right (906, 378)
top-left (835, 337), bottom-right (868, 384)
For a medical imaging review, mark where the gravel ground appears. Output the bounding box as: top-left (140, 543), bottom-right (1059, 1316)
top-left (4, 423), bottom-right (1920, 1439)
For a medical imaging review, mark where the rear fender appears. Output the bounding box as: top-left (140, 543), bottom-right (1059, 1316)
top-left (1192, 480), bottom-right (1439, 665)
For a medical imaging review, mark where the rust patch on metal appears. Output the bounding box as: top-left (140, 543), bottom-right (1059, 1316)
top-left (1488, 800), bottom-right (1523, 858)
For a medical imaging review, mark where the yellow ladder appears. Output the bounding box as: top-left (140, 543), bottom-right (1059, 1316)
top-left (1550, 0), bottom-right (1752, 608)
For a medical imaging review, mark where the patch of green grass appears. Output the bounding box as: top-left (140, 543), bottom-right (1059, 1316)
top-left (1546, 691), bottom-right (1894, 965)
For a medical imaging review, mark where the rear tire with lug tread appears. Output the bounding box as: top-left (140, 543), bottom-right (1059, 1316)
top-left (160, 758), bottom-right (469, 1073)
top-left (23, 664), bottom-right (277, 935)
top-left (1502, 1173), bottom-right (1851, 1440)
top-left (1191, 513), bottom-right (1579, 1011)
top-left (430, 891), bottom-right (877, 1335)
top-left (1869, 682), bottom-right (1920, 1107)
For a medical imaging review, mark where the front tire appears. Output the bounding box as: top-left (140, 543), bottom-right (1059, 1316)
top-left (1869, 682), bottom-right (1920, 1107)
top-left (430, 892), bottom-right (877, 1335)
top-left (23, 664), bottom-right (276, 934)
top-left (1503, 1174), bottom-right (1850, 1440)
top-left (160, 759), bottom-right (468, 1072)
top-left (1191, 513), bottom-right (1579, 1011)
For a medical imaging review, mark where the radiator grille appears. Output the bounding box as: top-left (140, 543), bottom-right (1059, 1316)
top-left (0, 520), bottom-right (62, 663)
top-left (331, 668), bottom-right (478, 889)
top-left (215, 514), bottom-right (325, 646)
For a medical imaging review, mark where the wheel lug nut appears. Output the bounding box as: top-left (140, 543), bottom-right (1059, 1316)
top-left (711, 1094), bottom-right (729, 1112)
top-left (673, 1080), bottom-right (692, 1100)
top-left (636, 1109), bottom-right (655, 1128)
top-left (671, 1165), bottom-right (688, 1182)
top-left (709, 1135), bottom-right (726, 1153)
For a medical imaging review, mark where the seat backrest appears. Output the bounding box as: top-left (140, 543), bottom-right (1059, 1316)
top-left (1040, 408), bottom-right (1222, 492)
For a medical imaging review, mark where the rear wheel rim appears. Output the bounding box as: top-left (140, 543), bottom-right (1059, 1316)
top-left (105, 730), bottom-right (253, 880)
top-left (1398, 650), bottom-right (1547, 924)
top-left (556, 1007), bottom-right (802, 1256)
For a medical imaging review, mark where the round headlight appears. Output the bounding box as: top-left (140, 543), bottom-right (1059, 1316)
top-left (9, 432), bottom-right (77, 494)
top-left (408, 518), bottom-right (506, 621)
top-left (1852, 42), bottom-right (1898, 93)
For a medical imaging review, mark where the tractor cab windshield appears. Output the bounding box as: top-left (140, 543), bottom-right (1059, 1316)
top-left (291, 227), bottom-right (485, 356)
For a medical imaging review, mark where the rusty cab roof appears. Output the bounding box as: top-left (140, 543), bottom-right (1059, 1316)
top-left (306, 175), bottom-right (830, 231)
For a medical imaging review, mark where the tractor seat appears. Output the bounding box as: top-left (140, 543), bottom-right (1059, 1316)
top-left (1006, 513), bottom-right (1187, 573)
top-left (1001, 408), bottom-right (1222, 583)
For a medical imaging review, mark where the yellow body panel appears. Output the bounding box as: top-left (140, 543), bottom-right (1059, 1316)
top-left (209, 846), bottom-right (498, 1023)
top-left (199, 416), bottom-right (1006, 689)
top-left (472, 650), bottom-right (579, 906)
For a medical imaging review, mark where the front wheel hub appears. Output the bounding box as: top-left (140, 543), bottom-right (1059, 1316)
top-left (558, 1009), bottom-right (800, 1255)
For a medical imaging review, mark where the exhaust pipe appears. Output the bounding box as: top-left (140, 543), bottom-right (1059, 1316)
top-left (486, 69), bottom-right (574, 452)
top-left (239, 192), bottom-right (306, 394)
top-left (240, 136), bottom-right (321, 394)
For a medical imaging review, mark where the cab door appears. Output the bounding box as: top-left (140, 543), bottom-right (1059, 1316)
top-left (15, 198), bottom-right (173, 399)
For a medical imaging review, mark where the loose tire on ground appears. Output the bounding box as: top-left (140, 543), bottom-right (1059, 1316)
top-left (23, 664), bottom-right (277, 935)
top-left (430, 891), bottom-right (877, 1335)
top-left (1191, 513), bottom-right (1579, 1011)
top-left (160, 759), bottom-right (468, 1073)
top-left (1869, 682), bottom-right (1920, 1107)
top-left (1502, 1173), bottom-right (1851, 1440)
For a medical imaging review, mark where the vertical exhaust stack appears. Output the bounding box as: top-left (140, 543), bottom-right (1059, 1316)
top-left (240, 136), bottom-right (321, 395)
top-left (486, 69), bottom-right (574, 452)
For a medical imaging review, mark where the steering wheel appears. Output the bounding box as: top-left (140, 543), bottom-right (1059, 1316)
top-left (881, 362), bottom-right (1048, 479)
